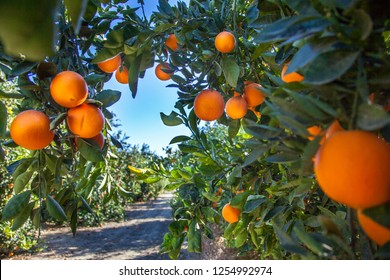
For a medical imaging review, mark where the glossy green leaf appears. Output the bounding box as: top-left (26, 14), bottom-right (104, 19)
top-left (169, 135), bottom-right (191, 144)
top-left (303, 50), bottom-right (359, 85)
top-left (96, 90), bottom-right (121, 107)
top-left (244, 195), bottom-right (267, 213)
top-left (221, 57), bottom-right (240, 87)
top-left (14, 171), bottom-right (34, 194)
top-left (50, 112), bottom-right (67, 131)
top-left (266, 151), bottom-right (301, 163)
top-left (2, 191), bottom-right (31, 221)
top-left (160, 111), bottom-right (183, 126)
top-left (11, 202), bottom-right (34, 231)
top-left (78, 138), bottom-right (105, 162)
top-left (187, 220), bottom-right (201, 253)
top-left (357, 104), bottom-right (390, 131)
top-left (46, 195), bottom-right (67, 221)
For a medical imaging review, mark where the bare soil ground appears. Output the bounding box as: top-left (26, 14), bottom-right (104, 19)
top-left (12, 192), bottom-right (201, 260)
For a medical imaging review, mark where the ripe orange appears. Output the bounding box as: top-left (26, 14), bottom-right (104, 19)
top-left (243, 83), bottom-right (266, 107)
top-left (155, 63), bottom-right (172, 81)
top-left (225, 95), bottom-right (248, 119)
top-left (115, 66), bottom-right (129, 84)
top-left (67, 103), bottom-right (105, 138)
top-left (50, 71), bottom-right (88, 108)
top-left (307, 125), bottom-right (325, 144)
top-left (10, 110), bottom-right (54, 150)
top-left (214, 31), bottom-right (236, 53)
top-left (165, 34), bottom-right (179, 51)
top-left (314, 130), bottom-right (390, 209)
top-left (194, 89), bottom-right (225, 121)
top-left (76, 132), bottom-right (104, 149)
top-left (97, 54), bottom-right (121, 73)
top-left (326, 120), bottom-right (344, 139)
top-left (357, 210), bottom-right (390, 246)
top-left (222, 203), bottom-right (241, 224)
top-left (281, 64), bottom-right (304, 83)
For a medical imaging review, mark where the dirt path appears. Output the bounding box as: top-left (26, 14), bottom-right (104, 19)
top-left (17, 192), bottom-right (200, 260)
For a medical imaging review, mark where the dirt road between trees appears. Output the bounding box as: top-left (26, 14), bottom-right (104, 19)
top-left (15, 192), bottom-right (200, 260)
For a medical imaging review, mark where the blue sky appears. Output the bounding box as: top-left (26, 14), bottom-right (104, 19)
top-left (107, 0), bottom-right (190, 155)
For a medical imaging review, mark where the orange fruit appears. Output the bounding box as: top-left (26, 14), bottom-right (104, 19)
top-left (216, 187), bottom-right (223, 196)
top-left (357, 210), bottom-right (390, 246)
top-left (307, 125), bottom-right (325, 144)
top-left (50, 71), bottom-right (88, 108)
top-left (115, 66), bottom-right (129, 84)
top-left (314, 130), bottom-right (390, 209)
top-left (243, 83), bottom-right (266, 107)
top-left (165, 34), bottom-right (179, 51)
top-left (10, 110), bottom-right (54, 150)
top-left (67, 103), bottom-right (105, 138)
top-left (281, 64), bottom-right (304, 83)
top-left (97, 54), bottom-right (121, 73)
top-left (326, 120), bottom-right (344, 139)
top-left (194, 89), bottom-right (225, 121)
top-left (215, 31), bottom-right (236, 53)
top-left (225, 95), bottom-right (248, 119)
top-left (155, 63), bottom-right (172, 81)
top-left (76, 132), bottom-right (104, 149)
top-left (222, 203), bottom-right (241, 224)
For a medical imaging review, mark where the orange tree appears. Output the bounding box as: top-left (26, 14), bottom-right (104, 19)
top-left (1, 0), bottom-right (390, 260)
top-left (127, 0), bottom-right (390, 259)
top-left (0, 0), bottom-right (165, 242)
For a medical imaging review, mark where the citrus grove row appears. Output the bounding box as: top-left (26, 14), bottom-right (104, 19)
top-left (0, 0), bottom-right (389, 259)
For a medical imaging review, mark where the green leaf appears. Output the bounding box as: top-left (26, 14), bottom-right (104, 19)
top-left (243, 195), bottom-right (267, 213)
top-left (126, 54), bottom-right (142, 98)
top-left (169, 135), bottom-right (191, 144)
top-left (228, 119), bottom-right (241, 139)
top-left (11, 202), bottom-right (34, 231)
top-left (242, 146), bottom-right (269, 167)
top-left (14, 171), bottom-right (34, 194)
top-left (266, 151), bottom-right (300, 163)
top-left (105, 29), bottom-right (124, 49)
top-left (242, 118), bottom-right (282, 139)
top-left (78, 138), bottom-right (105, 162)
top-left (50, 112), bottom-right (67, 131)
top-left (95, 90), bottom-right (121, 107)
top-left (2, 191), bottom-right (31, 221)
top-left (64, 0), bottom-right (88, 33)
top-left (357, 104), bottom-right (390, 131)
top-left (160, 111), bottom-right (183, 126)
top-left (273, 222), bottom-right (309, 256)
top-left (221, 57), bottom-right (240, 87)
top-left (46, 195), bottom-right (67, 221)
top-left (187, 220), bottom-right (201, 253)
top-left (235, 230), bottom-right (248, 248)
top-left (0, 101), bottom-right (7, 137)
top-left (230, 192), bottom-right (250, 210)
top-left (0, 0), bottom-right (59, 61)
top-left (303, 50), bottom-right (359, 85)
top-left (10, 61), bottom-right (37, 76)
top-left (293, 222), bottom-right (325, 255)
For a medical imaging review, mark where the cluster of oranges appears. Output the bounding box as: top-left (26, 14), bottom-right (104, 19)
top-left (157, 30), bottom-right (302, 122)
top-left (98, 53), bottom-right (129, 84)
top-left (308, 120), bottom-right (390, 246)
top-left (10, 71), bottom-right (105, 151)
